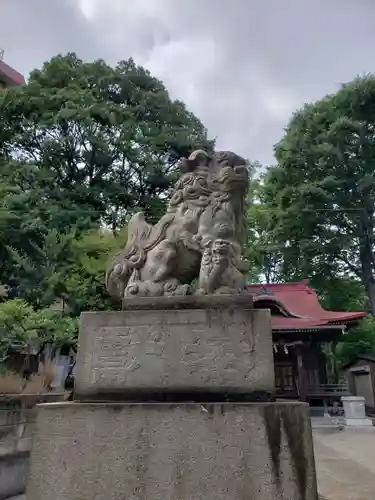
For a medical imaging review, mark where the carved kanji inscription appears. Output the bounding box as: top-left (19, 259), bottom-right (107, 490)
top-left (75, 307), bottom-right (274, 395)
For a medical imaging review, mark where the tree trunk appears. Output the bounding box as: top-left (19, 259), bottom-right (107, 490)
top-left (366, 278), bottom-right (375, 317)
top-left (359, 228), bottom-right (375, 316)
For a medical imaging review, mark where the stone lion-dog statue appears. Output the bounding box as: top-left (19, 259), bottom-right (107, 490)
top-left (106, 149), bottom-right (249, 299)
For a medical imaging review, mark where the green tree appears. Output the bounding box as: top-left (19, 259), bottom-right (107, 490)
top-left (56, 228), bottom-right (127, 315)
top-left (8, 226), bottom-right (126, 312)
top-left (0, 53), bottom-right (214, 230)
top-left (316, 277), bottom-right (373, 368)
top-left (335, 316), bottom-right (375, 368)
top-left (0, 299), bottom-right (35, 363)
top-left (0, 299), bottom-right (78, 365)
top-left (314, 276), bottom-right (375, 368)
top-left (318, 277), bottom-right (367, 313)
top-left (263, 75), bottom-right (375, 315)
top-left (8, 229), bottom-right (79, 308)
top-left (0, 159), bottom-right (48, 286)
top-left (0, 53), bottom-right (213, 307)
top-left (246, 173), bottom-right (284, 283)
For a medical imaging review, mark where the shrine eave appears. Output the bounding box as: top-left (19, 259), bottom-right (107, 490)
top-left (248, 281), bottom-right (366, 331)
top-left (271, 322), bottom-right (344, 342)
top-left (270, 313), bottom-right (365, 331)
top-left (271, 317), bottom-right (341, 330)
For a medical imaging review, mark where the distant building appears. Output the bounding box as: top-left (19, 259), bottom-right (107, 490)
top-left (344, 355), bottom-right (375, 408)
top-left (0, 49), bottom-right (25, 88)
top-left (249, 280), bottom-right (366, 403)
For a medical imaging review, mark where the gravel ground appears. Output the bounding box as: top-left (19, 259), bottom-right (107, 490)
top-left (314, 430), bottom-right (375, 500)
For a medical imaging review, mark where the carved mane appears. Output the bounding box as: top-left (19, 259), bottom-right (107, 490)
top-left (106, 149), bottom-right (250, 299)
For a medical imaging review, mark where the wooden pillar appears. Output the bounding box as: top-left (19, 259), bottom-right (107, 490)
top-left (295, 343), bottom-right (307, 401)
top-left (332, 339), bottom-right (339, 384)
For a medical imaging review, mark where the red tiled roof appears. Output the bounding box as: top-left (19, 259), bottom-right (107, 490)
top-left (0, 60), bottom-right (25, 86)
top-left (248, 280), bottom-right (366, 331)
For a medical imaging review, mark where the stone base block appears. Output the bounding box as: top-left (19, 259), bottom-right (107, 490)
top-left (27, 401), bottom-right (318, 500)
top-left (75, 295), bottom-right (274, 400)
top-left (345, 417), bottom-right (373, 427)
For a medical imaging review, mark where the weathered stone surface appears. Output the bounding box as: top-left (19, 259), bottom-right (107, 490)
top-left (106, 149), bottom-right (250, 299)
top-left (120, 293), bottom-right (253, 310)
top-left (74, 300), bottom-right (274, 400)
top-left (0, 451), bottom-right (29, 500)
top-left (27, 401), bottom-right (318, 500)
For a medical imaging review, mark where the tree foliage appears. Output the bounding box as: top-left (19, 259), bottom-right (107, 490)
top-left (0, 53), bottom-right (213, 364)
top-left (261, 75), bottom-right (375, 315)
top-left (317, 277), bottom-right (375, 367)
top-left (246, 175), bottom-right (284, 284)
top-left (0, 159), bottom-right (49, 286)
top-left (318, 277), bottom-right (367, 313)
top-left (0, 53), bottom-right (213, 229)
top-left (0, 299), bottom-right (78, 363)
top-left (54, 228), bottom-right (127, 315)
top-left (0, 52), bottom-right (213, 299)
top-left (335, 316), bottom-right (375, 368)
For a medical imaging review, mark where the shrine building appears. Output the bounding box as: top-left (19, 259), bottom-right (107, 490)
top-left (248, 280), bottom-right (366, 403)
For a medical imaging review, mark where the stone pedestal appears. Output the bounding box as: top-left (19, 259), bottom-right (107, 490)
top-left (75, 296), bottom-right (274, 400)
top-left (27, 295), bottom-right (318, 499)
top-left (341, 396), bottom-right (373, 427)
top-left (27, 401), bottom-right (317, 500)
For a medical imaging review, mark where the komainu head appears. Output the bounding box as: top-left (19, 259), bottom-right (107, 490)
top-left (211, 150), bottom-right (249, 194)
top-left (178, 149), bottom-right (249, 192)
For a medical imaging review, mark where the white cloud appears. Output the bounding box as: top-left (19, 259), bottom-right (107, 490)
top-left (75, 0), bottom-right (300, 161)
top-left (2, 0), bottom-right (375, 164)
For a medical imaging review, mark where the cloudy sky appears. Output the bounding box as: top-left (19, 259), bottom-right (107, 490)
top-left (1, 0), bottom-right (374, 164)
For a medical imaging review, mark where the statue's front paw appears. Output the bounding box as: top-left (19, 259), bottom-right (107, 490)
top-left (174, 284), bottom-right (192, 296)
top-left (124, 283), bottom-right (140, 296)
